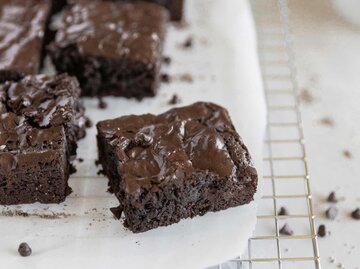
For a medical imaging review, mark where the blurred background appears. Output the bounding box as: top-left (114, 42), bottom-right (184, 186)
top-left (291, 0), bottom-right (360, 267)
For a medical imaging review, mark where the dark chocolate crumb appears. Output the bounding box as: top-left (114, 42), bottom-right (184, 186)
top-left (319, 117), bottom-right (335, 127)
top-left (97, 169), bottom-right (105, 176)
top-left (325, 207), bottom-right (338, 220)
top-left (327, 192), bottom-right (338, 203)
top-left (299, 89), bottom-right (314, 104)
top-left (168, 94), bottom-right (181, 105)
top-left (161, 73), bottom-right (171, 83)
top-left (18, 242), bottom-right (32, 257)
top-left (98, 98), bottom-right (107, 109)
top-left (69, 164), bottom-right (77, 174)
top-left (351, 208), bottom-right (360, 220)
top-left (110, 205), bottom-right (124, 219)
top-left (279, 223), bottom-right (293, 235)
top-left (85, 117), bottom-right (93, 128)
top-left (78, 158), bottom-right (84, 163)
top-left (181, 36), bottom-right (193, 49)
top-left (317, 224), bottom-right (326, 237)
top-left (278, 207), bottom-right (289, 216)
top-left (179, 73), bottom-right (193, 83)
top-left (162, 56), bottom-right (171, 65)
top-left (343, 150), bottom-right (353, 159)
top-left (95, 159), bottom-right (100, 166)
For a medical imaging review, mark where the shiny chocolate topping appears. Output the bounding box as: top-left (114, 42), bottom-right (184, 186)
top-left (0, 0), bottom-right (50, 74)
top-left (0, 74), bottom-right (85, 153)
top-left (54, 1), bottom-right (169, 64)
top-left (97, 102), bottom-right (256, 194)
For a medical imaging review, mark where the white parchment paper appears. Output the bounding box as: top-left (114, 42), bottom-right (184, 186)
top-left (0, 1), bottom-right (266, 268)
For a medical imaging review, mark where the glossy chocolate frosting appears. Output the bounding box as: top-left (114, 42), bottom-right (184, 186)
top-left (0, 0), bottom-right (50, 75)
top-left (97, 102), bottom-right (257, 194)
top-left (0, 74), bottom-right (86, 154)
top-left (54, 1), bottom-right (169, 64)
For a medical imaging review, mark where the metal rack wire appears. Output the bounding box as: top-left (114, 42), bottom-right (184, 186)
top-left (218, 0), bottom-right (322, 268)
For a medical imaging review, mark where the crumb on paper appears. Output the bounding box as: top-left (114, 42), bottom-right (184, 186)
top-left (178, 73), bottom-right (193, 83)
top-left (319, 117), bottom-right (335, 127)
top-left (180, 36), bottom-right (193, 49)
top-left (342, 150), bottom-right (353, 159)
top-left (98, 97), bottom-right (108, 109)
top-left (299, 88), bottom-right (314, 104)
top-left (173, 20), bottom-right (189, 30)
top-left (161, 73), bottom-right (171, 83)
top-left (0, 209), bottom-right (74, 219)
top-left (168, 94), bottom-right (181, 105)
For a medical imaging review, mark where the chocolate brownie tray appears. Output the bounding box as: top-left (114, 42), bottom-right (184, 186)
top-left (0, 1), bottom-right (266, 268)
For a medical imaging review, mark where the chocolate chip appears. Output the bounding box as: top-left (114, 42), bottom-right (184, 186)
top-left (134, 133), bottom-right (153, 147)
top-left (351, 208), bottom-right (360, 220)
top-left (161, 73), bottom-right (171, 83)
top-left (18, 242), bottom-right (32, 257)
top-left (278, 207), bottom-right (289, 216)
top-left (325, 207), bottom-right (338, 220)
top-left (98, 98), bottom-right (107, 109)
top-left (327, 191), bottom-right (338, 203)
top-left (110, 205), bottom-right (124, 219)
top-left (317, 224), bottom-right (326, 237)
top-left (162, 56), bottom-right (171, 65)
top-left (85, 117), bottom-right (93, 128)
top-left (168, 94), bottom-right (181, 105)
top-left (279, 223), bottom-right (293, 235)
top-left (182, 36), bottom-right (193, 48)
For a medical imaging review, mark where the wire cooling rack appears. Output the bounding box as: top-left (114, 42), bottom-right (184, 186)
top-left (217, 0), bottom-right (322, 268)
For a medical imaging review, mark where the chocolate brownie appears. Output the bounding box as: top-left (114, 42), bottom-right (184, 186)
top-left (97, 102), bottom-right (258, 233)
top-left (0, 74), bottom-right (86, 205)
top-left (48, 1), bottom-right (169, 99)
top-left (0, 0), bottom-right (52, 83)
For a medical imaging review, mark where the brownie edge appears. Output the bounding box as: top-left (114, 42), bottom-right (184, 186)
top-left (97, 102), bottom-right (258, 233)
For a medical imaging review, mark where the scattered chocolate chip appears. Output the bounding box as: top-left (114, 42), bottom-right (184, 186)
top-left (110, 205), bottom-right (124, 219)
top-left (78, 158), bottom-right (84, 163)
top-left (279, 223), bottom-right (293, 235)
top-left (18, 242), bottom-right (32, 257)
top-left (351, 208), bottom-right (360, 220)
top-left (278, 207), bottom-right (289, 216)
top-left (98, 98), bottom-right (107, 109)
top-left (168, 94), bottom-right (181, 105)
top-left (179, 73), bottom-right (193, 83)
top-left (299, 89), bottom-right (314, 104)
top-left (162, 56), bottom-right (171, 65)
top-left (161, 73), bottom-right (171, 83)
top-left (327, 191), bottom-right (338, 203)
top-left (343, 150), bottom-right (353, 159)
top-left (181, 36), bottom-right (193, 48)
top-left (325, 207), bottom-right (338, 220)
top-left (85, 117), bottom-right (93, 128)
top-left (317, 224), bottom-right (326, 237)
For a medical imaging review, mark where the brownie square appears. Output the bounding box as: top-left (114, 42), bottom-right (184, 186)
top-left (0, 74), bottom-right (87, 205)
top-left (48, 1), bottom-right (169, 99)
top-left (0, 0), bottom-right (52, 83)
top-left (97, 102), bottom-right (258, 233)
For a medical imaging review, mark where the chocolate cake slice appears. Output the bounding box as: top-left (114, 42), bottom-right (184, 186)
top-left (97, 102), bottom-right (258, 233)
top-left (48, 1), bottom-right (169, 99)
top-left (0, 74), bottom-right (86, 205)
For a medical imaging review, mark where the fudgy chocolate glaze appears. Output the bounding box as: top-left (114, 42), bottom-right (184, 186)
top-left (0, 74), bottom-right (86, 155)
top-left (0, 0), bottom-right (50, 76)
top-left (54, 1), bottom-right (168, 63)
top-left (97, 102), bottom-right (257, 195)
